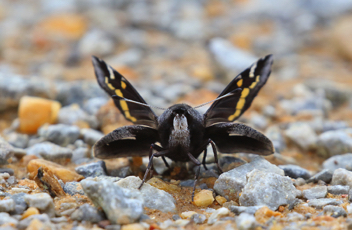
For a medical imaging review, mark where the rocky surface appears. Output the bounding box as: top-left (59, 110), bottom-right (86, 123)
top-left (1, 0), bottom-right (352, 229)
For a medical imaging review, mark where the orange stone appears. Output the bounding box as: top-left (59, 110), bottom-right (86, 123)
top-left (37, 14), bottom-right (87, 40)
top-left (21, 207), bottom-right (40, 219)
top-left (193, 190), bottom-right (214, 207)
top-left (27, 159), bottom-right (84, 183)
top-left (19, 96), bottom-right (61, 134)
top-left (26, 218), bottom-right (44, 230)
top-left (255, 206), bottom-right (283, 224)
top-left (215, 195), bottom-right (227, 205)
top-left (147, 177), bottom-right (181, 193)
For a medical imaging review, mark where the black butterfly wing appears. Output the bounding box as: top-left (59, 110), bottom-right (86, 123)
top-left (94, 125), bottom-right (159, 158)
top-left (206, 122), bottom-right (274, 155)
top-left (204, 55), bottom-right (273, 127)
top-left (92, 56), bottom-right (158, 129)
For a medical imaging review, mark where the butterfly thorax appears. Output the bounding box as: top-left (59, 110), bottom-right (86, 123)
top-left (158, 104), bottom-right (206, 162)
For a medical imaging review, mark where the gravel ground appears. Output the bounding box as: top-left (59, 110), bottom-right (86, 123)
top-left (1, 0), bottom-right (352, 229)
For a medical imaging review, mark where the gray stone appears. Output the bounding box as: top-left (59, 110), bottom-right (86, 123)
top-left (172, 214), bottom-right (181, 221)
top-left (0, 212), bottom-right (18, 226)
top-left (323, 153), bottom-right (352, 171)
top-left (236, 213), bottom-right (257, 230)
top-left (0, 198), bottom-right (15, 212)
top-left (327, 185), bottom-right (349, 195)
top-left (38, 124), bottom-right (80, 147)
top-left (109, 166), bottom-right (133, 178)
top-left (0, 73), bottom-right (56, 112)
top-left (70, 203), bottom-right (105, 223)
top-left (24, 193), bottom-right (55, 217)
top-left (265, 125), bottom-right (286, 153)
top-left (279, 164), bottom-right (311, 179)
top-left (81, 128), bottom-right (104, 146)
top-left (284, 123), bottom-right (317, 151)
top-left (286, 212), bottom-right (305, 221)
top-left (220, 156), bottom-right (247, 172)
top-left (17, 214), bottom-right (52, 229)
top-left (79, 29), bottom-right (115, 57)
top-left (214, 156), bottom-right (284, 200)
top-left (0, 136), bottom-right (14, 165)
top-left (349, 188), bottom-right (352, 202)
top-left (63, 182), bottom-right (85, 196)
top-left (75, 161), bottom-right (108, 178)
top-left (116, 176), bottom-right (176, 213)
top-left (240, 170), bottom-right (300, 210)
top-left (209, 38), bottom-right (257, 72)
top-left (190, 213), bottom-right (206, 224)
top-left (294, 178), bottom-right (306, 186)
top-left (11, 193), bottom-right (28, 215)
top-left (0, 168), bottom-right (14, 175)
top-left (6, 132), bottom-right (29, 149)
top-left (71, 147), bottom-right (89, 164)
top-left (302, 186), bottom-right (327, 200)
top-left (56, 81), bottom-right (106, 107)
top-left (81, 179), bottom-right (143, 225)
top-left (317, 129), bottom-right (352, 158)
top-left (58, 104), bottom-right (99, 129)
top-left (207, 207), bottom-right (230, 224)
top-left (83, 97), bottom-right (108, 115)
top-left (6, 176), bottom-right (16, 185)
top-left (308, 198), bottom-right (343, 209)
top-left (331, 168), bottom-right (352, 187)
top-left (323, 205), bottom-right (347, 218)
top-left (307, 169), bottom-right (333, 184)
top-left (51, 216), bottom-right (68, 223)
top-left (229, 206), bottom-right (264, 215)
top-left (26, 142), bottom-right (72, 164)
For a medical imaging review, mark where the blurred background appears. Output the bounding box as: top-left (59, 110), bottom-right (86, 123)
top-left (1, 0), bottom-right (352, 170)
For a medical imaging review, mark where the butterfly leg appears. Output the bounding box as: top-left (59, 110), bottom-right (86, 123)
top-left (202, 148), bottom-right (208, 171)
top-left (150, 144), bottom-right (170, 168)
top-left (209, 139), bottom-right (223, 174)
top-left (139, 148), bottom-right (168, 189)
top-left (187, 152), bottom-right (202, 201)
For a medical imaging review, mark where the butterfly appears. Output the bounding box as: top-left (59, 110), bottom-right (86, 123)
top-left (92, 54), bottom-right (274, 200)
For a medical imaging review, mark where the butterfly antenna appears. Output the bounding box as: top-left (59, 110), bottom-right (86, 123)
top-left (112, 95), bottom-right (167, 110)
top-left (193, 88), bottom-right (242, 109)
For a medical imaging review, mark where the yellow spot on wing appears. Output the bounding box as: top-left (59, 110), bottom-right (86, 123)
top-left (228, 110), bottom-right (241, 121)
top-left (237, 78), bottom-right (243, 87)
top-left (115, 89), bottom-right (123, 97)
top-left (249, 75), bottom-right (260, 89)
top-left (107, 83), bottom-right (115, 90)
top-left (121, 81), bottom-right (127, 89)
top-left (114, 90), bottom-right (137, 122)
top-left (105, 77), bottom-right (109, 84)
top-left (120, 100), bottom-right (128, 111)
top-left (241, 88), bottom-right (250, 98)
top-left (236, 98), bottom-right (245, 110)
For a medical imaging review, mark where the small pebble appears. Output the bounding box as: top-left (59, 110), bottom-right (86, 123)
top-left (18, 96), bottom-right (61, 134)
top-left (63, 182), bottom-right (85, 195)
top-left (215, 195), bottom-right (227, 205)
top-left (75, 161), bottom-right (108, 178)
top-left (81, 128), bottom-right (104, 146)
top-left (279, 164), bottom-right (311, 179)
top-left (331, 168), bottom-right (352, 187)
top-left (181, 211), bottom-right (198, 219)
top-left (303, 186), bottom-right (327, 200)
top-left (236, 212), bottom-right (257, 230)
top-left (70, 203), bottom-right (105, 223)
top-left (0, 198), bottom-right (15, 212)
top-left (308, 198), bottom-right (343, 209)
top-left (190, 213), bottom-right (206, 224)
top-left (24, 193), bottom-right (55, 217)
top-left (307, 169), bottom-right (333, 184)
top-left (327, 185), bottom-right (349, 195)
top-left (26, 142), bottom-right (73, 164)
top-left (21, 207), bottom-right (40, 219)
top-left (120, 223), bottom-right (145, 230)
top-left (38, 124), bottom-right (80, 147)
top-left (323, 205), bottom-right (347, 218)
top-left (207, 207), bottom-right (230, 224)
top-left (294, 178), bottom-right (306, 186)
top-left (193, 189), bottom-right (214, 207)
